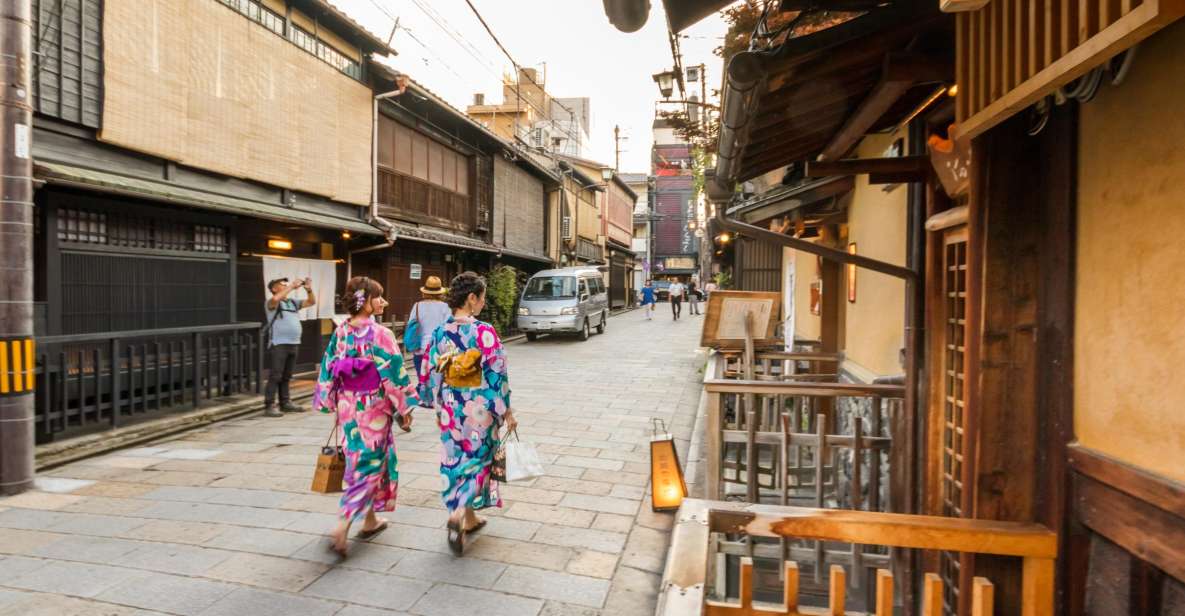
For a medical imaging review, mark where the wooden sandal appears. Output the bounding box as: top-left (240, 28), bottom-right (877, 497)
top-left (446, 519), bottom-right (466, 556)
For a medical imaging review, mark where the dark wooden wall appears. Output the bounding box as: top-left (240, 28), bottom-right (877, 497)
top-left (32, 0), bottom-right (102, 129)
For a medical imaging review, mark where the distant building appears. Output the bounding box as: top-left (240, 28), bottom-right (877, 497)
top-left (467, 69), bottom-right (591, 157)
top-left (619, 173), bottom-right (652, 293)
top-left (651, 118), bottom-right (697, 280)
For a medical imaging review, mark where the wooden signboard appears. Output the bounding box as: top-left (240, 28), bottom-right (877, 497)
top-left (700, 290), bottom-right (782, 350)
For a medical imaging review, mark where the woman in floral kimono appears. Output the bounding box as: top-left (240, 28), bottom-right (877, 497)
top-left (313, 276), bottom-right (417, 557)
top-left (429, 272), bottom-right (518, 555)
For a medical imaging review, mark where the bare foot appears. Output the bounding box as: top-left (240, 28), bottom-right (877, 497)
top-left (329, 524), bottom-right (349, 557)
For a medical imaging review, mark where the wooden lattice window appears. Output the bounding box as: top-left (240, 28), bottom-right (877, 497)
top-left (939, 227), bottom-right (969, 615)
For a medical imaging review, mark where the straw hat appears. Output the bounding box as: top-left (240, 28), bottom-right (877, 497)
top-left (420, 275), bottom-right (446, 295)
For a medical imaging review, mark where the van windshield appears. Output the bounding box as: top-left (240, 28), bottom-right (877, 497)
top-left (523, 276), bottom-right (578, 300)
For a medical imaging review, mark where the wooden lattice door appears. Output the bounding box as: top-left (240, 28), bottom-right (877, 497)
top-left (938, 226), bottom-right (971, 615)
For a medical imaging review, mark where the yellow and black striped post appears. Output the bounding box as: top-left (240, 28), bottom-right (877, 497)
top-left (1, 0), bottom-right (37, 496)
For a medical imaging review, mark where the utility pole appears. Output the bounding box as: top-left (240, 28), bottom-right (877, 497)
top-left (614, 125), bottom-right (628, 172)
top-left (0, 0), bottom-right (36, 496)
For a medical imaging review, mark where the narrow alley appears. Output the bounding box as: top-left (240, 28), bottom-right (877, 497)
top-left (0, 310), bottom-right (705, 616)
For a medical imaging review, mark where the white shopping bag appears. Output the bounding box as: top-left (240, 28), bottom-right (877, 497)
top-left (505, 438), bottom-right (545, 482)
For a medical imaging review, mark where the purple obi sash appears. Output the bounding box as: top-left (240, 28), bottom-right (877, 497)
top-left (331, 356), bottom-right (381, 393)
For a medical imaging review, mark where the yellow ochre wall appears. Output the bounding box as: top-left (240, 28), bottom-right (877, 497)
top-left (101, 0), bottom-right (372, 205)
top-left (792, 247), bottom-right (821, 342)
top-left (1075, 19), bottom-right (1185, 484)
top-left (841, 131), bottom-right (908, 378)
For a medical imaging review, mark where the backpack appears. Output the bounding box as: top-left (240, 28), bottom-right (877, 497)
top-left (402, 304), bottom-right (422, 353)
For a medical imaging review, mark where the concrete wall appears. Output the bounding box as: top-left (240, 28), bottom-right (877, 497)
top-left (492, 157), bottom-right (547, 259)
top-left (1075, 20), bottom-right (1185, 483)
top-left (841, 131), bottom-right (908, 378)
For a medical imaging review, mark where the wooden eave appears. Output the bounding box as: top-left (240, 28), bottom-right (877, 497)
top-left (716, 0), bottom-right (952, 184)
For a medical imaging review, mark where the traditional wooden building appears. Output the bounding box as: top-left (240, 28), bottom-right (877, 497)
top-left (655, 0), bottom-right (1185, 614)
top-left (27, 0), bottom-right (395, 441)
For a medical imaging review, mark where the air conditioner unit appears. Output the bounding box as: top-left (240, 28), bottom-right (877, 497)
top-left (561, 216), bottom-right (573, 240)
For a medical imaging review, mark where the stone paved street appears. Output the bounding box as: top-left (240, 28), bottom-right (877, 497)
top-left (0, 309), bottom-right (705, 616)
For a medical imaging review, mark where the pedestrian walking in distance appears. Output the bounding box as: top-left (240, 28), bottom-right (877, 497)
top-left (429, 272), bottom-right (518, 555)
top-left (668, 279), bottom-right (686, 321)
top-left (264, 277), bottom-right (316, 417)
top-left (688, 279), bottom-right (702, 315)
top-left (314, 276), bottom-right (418, 557)
top-left (405, 276), bottom-right (452, 408)
top-left (640, 280), bottom-right (657, 320)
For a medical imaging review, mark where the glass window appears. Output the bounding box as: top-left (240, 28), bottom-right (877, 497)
top-left (523, 276), bottom-right (577, 300)
top-left (580, 279), bottom-right (590, 298)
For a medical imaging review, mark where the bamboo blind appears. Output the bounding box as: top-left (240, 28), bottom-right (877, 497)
top-left (101, 0), bottom-right (372, 206)
top-left (955, 0), bottom-right (1185, 140)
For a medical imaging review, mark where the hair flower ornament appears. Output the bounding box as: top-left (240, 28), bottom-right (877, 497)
top-left (354, 289), bottom-right (367, 310)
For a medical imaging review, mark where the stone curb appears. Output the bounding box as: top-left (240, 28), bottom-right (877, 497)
top-left (35, 389), bottom-right (315, 471)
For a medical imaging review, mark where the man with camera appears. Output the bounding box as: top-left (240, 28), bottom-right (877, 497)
top-left (264, 277), bottom-right (315, 417)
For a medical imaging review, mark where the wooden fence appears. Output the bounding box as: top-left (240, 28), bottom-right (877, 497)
top-left (657, 500), bottom-right (1057, 616)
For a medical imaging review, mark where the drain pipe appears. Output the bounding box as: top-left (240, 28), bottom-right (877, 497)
top-left (371, 75), bottom-right (408, 240)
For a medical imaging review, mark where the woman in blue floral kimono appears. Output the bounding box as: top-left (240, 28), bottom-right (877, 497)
top-left (429, 272), bottom-right (518, 555)
top-left (313, 276), bottom-right (417, 557)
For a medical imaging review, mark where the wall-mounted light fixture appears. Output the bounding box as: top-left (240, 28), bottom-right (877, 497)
top-left (268, 239), bottom-right (293, 251)
top-left (341, 230), bottom-right (352, 240)
top-left (649, 418), bottom-right (687, 512)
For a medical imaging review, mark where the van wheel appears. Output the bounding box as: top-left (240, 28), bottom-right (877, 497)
top-left (525, 333), bottom-right (537, 342)
top-left (578, 320), bottom-right (590, 341)
top-left (596, 313), bottom-right (606, 334)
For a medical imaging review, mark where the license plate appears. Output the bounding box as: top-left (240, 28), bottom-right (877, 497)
top-left (536, 322), bottom-right (552, 330)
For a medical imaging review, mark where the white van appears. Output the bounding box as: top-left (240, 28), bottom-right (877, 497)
top-left (516, 267), bottom-right (609, 341)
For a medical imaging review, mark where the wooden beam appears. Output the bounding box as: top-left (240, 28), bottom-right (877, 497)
top-left (806, 155), bottom-right (930, 178)
top-left (818, 53), bottom-right (951, 162)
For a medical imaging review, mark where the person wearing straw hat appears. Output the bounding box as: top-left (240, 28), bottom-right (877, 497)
top-left (405, 276), bottom-right (452, 406)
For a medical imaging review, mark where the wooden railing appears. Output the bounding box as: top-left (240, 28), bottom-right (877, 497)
top-left (377, 167), bottom-right (473, 233)
top-left (703, 352), bottom-right (905, 506)
top-left (657, 500), bottom-right (1057, 616)
top-left (34, 323), bottom-right (262, 442)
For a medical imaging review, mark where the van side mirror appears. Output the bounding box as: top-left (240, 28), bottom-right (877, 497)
top-left (581, 294), bottom-right (590, 302)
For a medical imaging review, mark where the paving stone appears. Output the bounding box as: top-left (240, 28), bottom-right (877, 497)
top-left (197, 587), bottom-right (343, 616)
top-left (553, 456), bottom-right (623, 472)
top-left (634, 506), bottom-right (675, 532)
top-left (302, 569), bottom-right (432, 610)
top-left (290, 537), bottom-right (408, 572)
top-left (608, 485), bottom-right (646, 500)
top-left (206, 552), bottom-right (329, 592)
top-left (282, 511), bottom-right (340, 535)
top-left (495, 565), bottom-right (610, 608)
top-left (46, 513), bottom-right (148, 537)
top-left (540, 465), bottom-right (586, 479)
top-left (391, 550), bottom-right (506, 588)
top-left (6, 561), bottom-right (141, 598)
top-left (334, 607), bottom-right (412, 616)
top-left (530, 477), bottom-right (613, 497)
top-left (0, 492), bottom-right (85, 511)
top-left (32, 478), bottom-right (96, 494)
top-left (30, 535), bottom-right (141, 564)
top-left (112, 542), bottom-right (232, 576)
top-left (473, 516), bottom-right (538, 541)
top-left (0, 529), bottom-right (64, 556)
top-left (60, 496), bottom-right (154, 516)
top-left (0, 555), bottom-right (49, 580)
top-left (84, 456), bottom-right (162, 470)
top-left (209, 474), bottom-right (309, 492)
top-left (532, 526), bottom-right (627, 553)
top-left (117, 520), bottom-right (227, 545)
top-left (590, 513), bottom-right (635, 534)
top-left (620, 526), bottom-right (669, 574)
top-left (157, 448), bottom-right (223, 460)
top-left (204, 527), bottom-right (313, 557)
top-left (609, 566), bottom-right (662, 594)
top-left (499, 485), bottom-right (565, 506)
top-left (390, 504), bottom-right (447, 528)
top-left (277, 494), bottom-right (341, 514)
top-left (121, 447), bottom-right (169, 457)
top-left (71, 482), bottom-right (157, 498)
top-left (580, 469), bottom-right (649, 486)
top-left (558, 494), bottom-right (639, 516)
top-left (410, 584), bottom-right (543, 616)
top-left (599, 587), bottom-right (657, 616)
top-left (465, 536), bottom-right (572, 571)
top-left (96, 571), bottom-right (235, 615)
top-left (370, 525), bottom-right (453, 554)
top-left (539, 601), bottom-right (601, 616)
top-left (0, 593), bottom-right (144, 616)
top-left (505, 504), bottom-right (595, 528)
top-left (566, 550), bottom-right (619, 579)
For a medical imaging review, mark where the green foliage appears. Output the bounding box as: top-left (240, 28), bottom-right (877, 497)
top-left (483, 265), bottom-right (520, 336)
top-left (714, 271), bottom-right (732, 289)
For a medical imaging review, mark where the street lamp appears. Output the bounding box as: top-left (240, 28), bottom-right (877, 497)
top-left (652, 70), bottom-right (675, 99)
top-left (601, 167), bottom-right (614, 181)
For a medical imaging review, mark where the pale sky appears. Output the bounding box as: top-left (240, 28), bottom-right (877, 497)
top-left (333, 0), bottom-right (730, 173)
